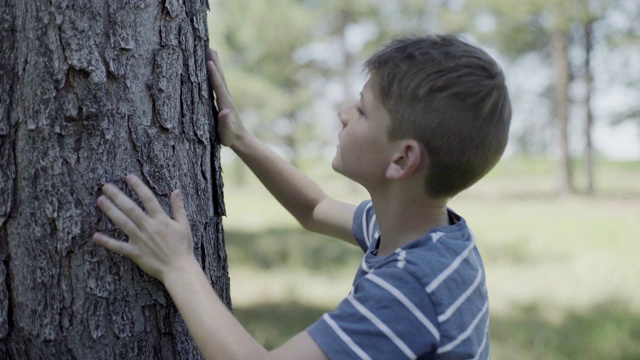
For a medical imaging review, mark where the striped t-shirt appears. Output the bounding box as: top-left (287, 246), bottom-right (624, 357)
top-left (307, 200), bottom-right (490, 359)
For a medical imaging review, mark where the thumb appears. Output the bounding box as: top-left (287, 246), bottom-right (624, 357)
top-left (170, 189), bottom-right (189, 225)
top-left (217, 108), bottom-right (235, 147)
top-left (218, 108), bottom-right (232, 122)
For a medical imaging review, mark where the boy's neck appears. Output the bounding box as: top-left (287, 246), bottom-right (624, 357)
top-left (370, 190), bottom-right (449, 257)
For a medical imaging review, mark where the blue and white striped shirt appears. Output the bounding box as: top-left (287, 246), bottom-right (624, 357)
top-left (307, 200), bottom-right (490, 359)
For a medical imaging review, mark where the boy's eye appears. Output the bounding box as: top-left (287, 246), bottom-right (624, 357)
top-left (357, 106), bottom-right (365, 116)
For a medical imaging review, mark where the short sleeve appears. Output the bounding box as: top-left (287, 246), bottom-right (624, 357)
top-left (307, 267), bottom-right (440, 359)
top-left (352, 200), bottom-right (378, 253)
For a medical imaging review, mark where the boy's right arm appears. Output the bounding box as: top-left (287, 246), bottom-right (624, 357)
top-left (207, 49), bottom-right (357, 245)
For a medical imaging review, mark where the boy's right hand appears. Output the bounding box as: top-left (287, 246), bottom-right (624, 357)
top-left (207, 48), bottom-right (246, 148)
top-left (205, 52), bottom-right (357, 246)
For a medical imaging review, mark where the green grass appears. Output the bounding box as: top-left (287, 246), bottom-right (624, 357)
top-left (221, 156), bottom-right (640, 359)
top-left (490, 301), bottom-right (640, 360)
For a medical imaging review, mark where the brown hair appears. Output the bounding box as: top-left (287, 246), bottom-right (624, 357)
top-left (364, 35), bottom-right (512, 198)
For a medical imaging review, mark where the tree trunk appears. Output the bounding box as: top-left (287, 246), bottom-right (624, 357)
top-left (583, 20), bottom-right (595, 195)
top-left (551, 31), bottom-right (574, 194)
top-left (0, 0), bottom-right (229, 358)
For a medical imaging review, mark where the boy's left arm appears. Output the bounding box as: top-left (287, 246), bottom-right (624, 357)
top-left (94, 175), bottom-right (327, 360)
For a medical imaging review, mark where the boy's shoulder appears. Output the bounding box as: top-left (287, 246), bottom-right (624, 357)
top-left (365, 211), bottom-right (481, 288)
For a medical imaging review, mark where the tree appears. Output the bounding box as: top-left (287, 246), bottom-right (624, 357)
top-left (601, 0), bottom-right (640, 157)
top-left (462, 0), bottom-right (581, 193)
top-left (467, 0), bottom-right (640, 193)
top-left (0, 0), bottom-right (229, 358)
top-left (550, 27), bottom-right (574, 194)
top-left (582, 19), bottom-right (595, 195)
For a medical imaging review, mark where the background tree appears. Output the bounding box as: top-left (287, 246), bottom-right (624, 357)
top-left (550, 24), bottom-right (574, 194)
top-left (465, 0), bottom-right (640, 194)
top-left (465, 0), bottom-right (576, 193)
top-left (0, 0), bottom-right (228, 358)
top-left (303, 0), bottom-right (380, 98)
top-left (605, 0), bottom-right (640, 159)
top-left (581, 17), bottom-right (596, 195)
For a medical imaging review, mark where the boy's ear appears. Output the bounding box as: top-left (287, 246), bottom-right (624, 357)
top-left (385, 140), bottom-right (426, 180)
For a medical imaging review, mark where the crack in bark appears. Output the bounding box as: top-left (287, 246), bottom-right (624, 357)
top-left (1, 257), bottom-right (14, 340)
top-left (127, 114), bottom-right (145, 181)
top-left (1, 113), bottom-right (20, 342)
top-left (200, 38), bottom-right (225, 218)
top-left (199, 234), bottom-right (207, 273)
top-left (0, 1), bottom-right (19, 332)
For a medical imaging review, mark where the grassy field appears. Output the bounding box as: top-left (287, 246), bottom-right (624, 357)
top-left (221, 156), bottom-right (640, 359)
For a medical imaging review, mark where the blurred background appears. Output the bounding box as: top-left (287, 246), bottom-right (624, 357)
top-left (207, 1), bottom-right (640, 359)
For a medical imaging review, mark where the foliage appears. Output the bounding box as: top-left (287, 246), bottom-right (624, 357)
top-left (208, 0), bottom-right (316, 126)
top-left (207, 0), bottom-right (640, 182)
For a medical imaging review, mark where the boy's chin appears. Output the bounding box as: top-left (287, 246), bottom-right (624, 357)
top-left (331, 160), bottom-right (356, 182)
top-left (331, 158), bottom-right (349, 177)
top-left (330, 158), bottom-right (342, 173)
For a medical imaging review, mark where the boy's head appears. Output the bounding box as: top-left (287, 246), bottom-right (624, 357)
top-left (364, 35), bottom-right (512, 198)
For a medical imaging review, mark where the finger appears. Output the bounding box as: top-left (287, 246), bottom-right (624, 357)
top-left (207, 59), bottom-right (228, 94)
top-left (97, 195), bottom-right (143, 239)
top-left (218, 108), bottom-right (232, 123)
top-left (101, 182), bottom-right (150, 228)
top-left (93, 232), bottom-right (137, 259)
top-left (208, 61), bottom-right (234, 111)
top-left (215, 111), bottom-right (230, 147)
top-left (125, 175), bottom-right (164, 218)
top-left (208, 49), bottom-right (229, 86)
top-left (207, 57), bottom-right (231, 97)
top-left (206, 59), bottom-right (217, 88)
top-left (206, 47), bottom-right (216, 62)
top-left (170, 189), bottom-right (189, 226)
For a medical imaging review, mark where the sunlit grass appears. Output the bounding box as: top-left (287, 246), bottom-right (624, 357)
top-left (221, 156), bottom-right (640, 359)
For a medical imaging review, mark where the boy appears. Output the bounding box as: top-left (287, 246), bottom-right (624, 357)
top-left (94, 35), bottom-right (511, 359)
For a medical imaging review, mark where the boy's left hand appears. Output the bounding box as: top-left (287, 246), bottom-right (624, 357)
top-left (93, 174), bottom-right (195, 283)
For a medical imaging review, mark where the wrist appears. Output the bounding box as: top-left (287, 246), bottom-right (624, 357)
top-left (161, 255), bottom-right (202, 290)
top-left (230, 130), bottom-right (257, 155)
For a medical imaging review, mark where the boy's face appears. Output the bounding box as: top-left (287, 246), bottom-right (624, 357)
top-left (332, 78), bottom-right (395, 188)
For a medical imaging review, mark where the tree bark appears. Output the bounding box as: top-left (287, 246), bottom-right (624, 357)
top-left (583, 20), bottom-right (595, 195)
top-left (0, 0), bottom-right (229, 358)
top-left (551, 31), bottom-right (574, 194)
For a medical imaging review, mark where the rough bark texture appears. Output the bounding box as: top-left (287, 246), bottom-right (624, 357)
top-left (0, 0), bottom-right (229, 358)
